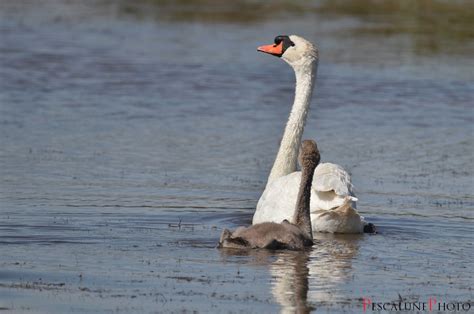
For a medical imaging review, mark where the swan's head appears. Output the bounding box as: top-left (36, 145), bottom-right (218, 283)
top-left (298, 139), bottom-right (320, 170)
top-left (257, 35), bottom-right (318, 68)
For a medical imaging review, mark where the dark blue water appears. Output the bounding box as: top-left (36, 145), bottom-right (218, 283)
top-left (0, 1), bottom-right (473, 312)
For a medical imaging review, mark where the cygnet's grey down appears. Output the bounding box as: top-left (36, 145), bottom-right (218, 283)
top-left (219, 140), bottom-right (320, 250)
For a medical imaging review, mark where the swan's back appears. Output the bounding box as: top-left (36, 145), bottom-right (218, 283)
top-left (253, 162), bottom-right (357, 227)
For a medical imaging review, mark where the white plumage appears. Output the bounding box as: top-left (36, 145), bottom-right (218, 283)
top-left (253, 163), bottom-right (366, 233)
top-left (253, 35), bottom-right (370, 234)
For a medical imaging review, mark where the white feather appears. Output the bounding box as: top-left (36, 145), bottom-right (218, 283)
top-left (253, 163), bottom-right (365, 233)
top-left (253, 35), bottom-right (370, 234)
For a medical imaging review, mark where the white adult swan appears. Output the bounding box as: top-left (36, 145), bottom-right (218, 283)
top-left (252, 35), bottom-right (374, 234)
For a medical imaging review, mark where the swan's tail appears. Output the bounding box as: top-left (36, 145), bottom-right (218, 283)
top-left (336, 196), bottom-right (357, 212)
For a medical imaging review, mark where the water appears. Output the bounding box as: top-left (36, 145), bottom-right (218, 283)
top-left (0, 1), bottom-right (473, 312)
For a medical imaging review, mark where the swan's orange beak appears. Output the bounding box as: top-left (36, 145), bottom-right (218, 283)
top-left (257, 42), bottom-right (284, 57)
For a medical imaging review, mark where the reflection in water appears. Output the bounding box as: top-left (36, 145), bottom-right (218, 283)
top-left (307, 233), bottom-right (362, 303)
top-left (270, 251), bottom-right (312, 314)
top-left (219, 233), bottom-right (362, 313)
top-left (220, 248), bottom-right (312, 313)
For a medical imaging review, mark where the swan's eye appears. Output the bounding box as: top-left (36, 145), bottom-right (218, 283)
top-left (274, 35), bottom-right (295, 48)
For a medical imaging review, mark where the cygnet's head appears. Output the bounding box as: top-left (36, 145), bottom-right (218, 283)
top-left (257, 35), bottom-right (318, 67)
top-left (298, 140), bottom-right (320, 170)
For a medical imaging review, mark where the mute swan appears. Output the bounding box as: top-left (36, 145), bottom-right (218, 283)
top-left (252, 35), bottom-right (375, 234)
top-left (219, 140), bottom-right (319, 250)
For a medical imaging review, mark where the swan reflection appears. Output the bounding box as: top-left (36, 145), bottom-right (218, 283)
top-left (306, 233), bottom-right (362, 303)
top-left (219, 233), bottom-right (361, 313)
top-left (270, 250), bottom-right (312, 314)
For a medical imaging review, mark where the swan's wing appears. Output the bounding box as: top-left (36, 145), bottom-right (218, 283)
top-left (308, 163), bottom-right (357, 211)
top-left (312, 163), bottom-right (354, 196)
top-left (254, 164), bottom-right (358, 227)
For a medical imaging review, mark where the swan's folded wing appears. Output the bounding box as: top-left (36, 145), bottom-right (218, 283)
top-left (312, 163), bottom-right (354, 196)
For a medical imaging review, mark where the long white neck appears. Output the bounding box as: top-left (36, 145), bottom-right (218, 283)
top-left (266, 60), bottom-right (317, 187)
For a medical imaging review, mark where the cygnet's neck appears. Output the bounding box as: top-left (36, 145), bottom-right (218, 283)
top-left (292, 159), bottom-right (316, 238)
top-left (266, 59), bottom-right (318, 187)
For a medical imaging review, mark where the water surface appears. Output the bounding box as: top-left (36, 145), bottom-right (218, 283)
top-left (0, 1), bottom-right (473, 312)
